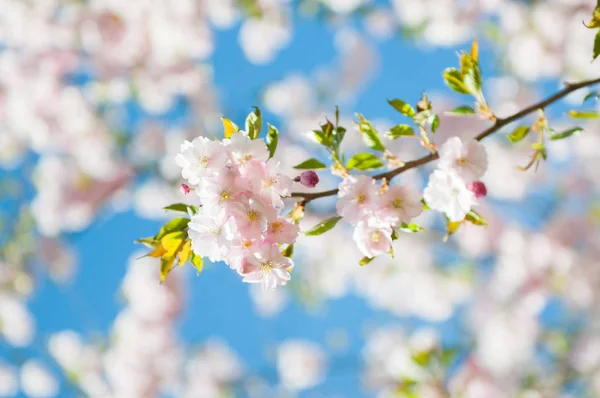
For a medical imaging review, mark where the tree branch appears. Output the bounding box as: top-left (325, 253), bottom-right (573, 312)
top-left (291, 77), bottom-right (600, 204)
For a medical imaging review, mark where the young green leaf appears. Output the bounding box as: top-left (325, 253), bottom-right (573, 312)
top-left (508, 125), bottom-right (531, 143)
top-left (156, 218), bottom-right (190, 240)
top-left (346, 153), bottom-right (384, 171)
top-left (398, 223), bottom-right (424, 233)
top-left (190, 253), bottom-right (203, 274)
top-left (568, 110), bottom-right (599, 119)
top-left (443, 68), bottom-right (470, 95)
top-left (304, 216), bottom-right (343, 236)
top-left (386, 124), bottom-right (415, 140)
top-left (359, 256), bottom-right (374, 266)
top-left (583, 92), bottom-right (600, 103)
top-left (282, 244), bottom-right (294, 258)
top-left (245, 106), bottom-right (262, 139)
top-left (135, 237), bottom-right (160, 248)
top-left (465, 210), bottom-right (487, 226)
top-left (387, 99), bottom-right (416, 117)
top-left (447, 105), bottom-right (476, 116)
top-left (293, 158), bottom-right (327, 170)
top-left (430, 114), bottom-right (440, 133)
top-left (356, 114), bottom-right (385, 152)
top-left (549, 127), bottom-right (583, 141)
top-left (266, 123), bottom-right (279, 158)
top-left (594, 30), bottom-right (600, 61)
top-left (164, 203), bottom-right (191, 213)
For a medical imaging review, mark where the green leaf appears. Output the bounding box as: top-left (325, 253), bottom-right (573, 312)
top-left (135, 236), bottom-right (160, 248)
top-left (190, 253), bottom-right (203, 274)
top-left (356, 114), bottom-right (385, 152)
top-left (447, 105), bottom-right (476, 116)
top-left (156, 218), bottom-right (190, 240)
top-left (583, 92), bottom-right (599, 103)
top-left (245, 106), bottom-right (262, 139)
top-left (465, 210), bottom-right (487, 226)
top-left (282, 244), bottom-right (294, 258)
top-left (160, 256), bottom-right (176, 283)
top-left (332, 126), bottom-right (346, 149)
top-left (386, 124), bottom-right (414, 140)
top-left (398, 223), bottom-right (424, 233)
top-left (387, 99), bottom-right (415, 117)
top-left (304, 216), bottom-right (343, 236)
top-left (568, 110), bottom-right (599, 119)
top-left (164, 203), bottom-right (191, 213)
top-left (549, 127), bottom-right (583, 141)
top-left (359, 256), bottom-right (374, 266)
top-left (347, 153), bottom-right (384, 171)
top-left (293, 158), bottom-right (327, 170)
top-left (594, 30), bottom-right (600, 61)
top-left (508, 125), bottom-right (531, 143)
top-left (413, 110), bottom-right (431, 125)
top-left (463, 62), bottom-right (483, 96)
top-left (443, 68), bottom-right (470, 95)
top-left (266, 123), bottom-right (279, 158)
top-left (430, 114), bottom-right (440, 133)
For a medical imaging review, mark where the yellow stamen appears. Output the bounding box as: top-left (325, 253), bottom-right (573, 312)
top-left (247, 210), bottom-right (259, 221)
top-left (261, 261), bottom-right (273, 273)
top-left (271, 221), bottom-right (283, 233)
top-left (370, 231), bottom-right (381, 243)
top-left (392, 198), bottom-right (403, 209)
top-left (199, 156), bottom-right (209, 168)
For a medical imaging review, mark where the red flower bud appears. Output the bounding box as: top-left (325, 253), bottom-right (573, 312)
top-left (180, 184), bottom-right (191, 195)
top-left (468, 181), bottom-right (487, 199)
top-left (294, 171), bottom-right (319, 188)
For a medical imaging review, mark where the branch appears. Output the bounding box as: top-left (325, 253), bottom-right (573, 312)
top-left (291, 77), bottom-right (600, 204)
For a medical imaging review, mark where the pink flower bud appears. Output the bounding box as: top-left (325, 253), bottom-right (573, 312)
top-left (180, 184), bottom-right (191, 195)
top-left (467, 181), bottom-right (487, 198)
top-left (294, 171), bottom-right (319, 188)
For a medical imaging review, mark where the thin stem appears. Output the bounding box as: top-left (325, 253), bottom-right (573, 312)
top-left (291, 77), bottom-right (600, 204)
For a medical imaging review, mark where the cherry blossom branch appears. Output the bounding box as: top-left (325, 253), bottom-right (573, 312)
top-left (291, 77), bottom-right (600, 204)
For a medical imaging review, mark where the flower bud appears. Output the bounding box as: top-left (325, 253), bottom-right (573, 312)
top-left (180, 184), bottom-right (191, 195)
top-left (467, 181), bottom-right (487, 198)
top-left (294, 171), bottom-right (319, 188)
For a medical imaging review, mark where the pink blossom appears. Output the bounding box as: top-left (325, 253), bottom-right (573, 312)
top-left (175, 137), bottom-right (229, 186)
top-left (232, 199), bottom-right (272, 240)
top-left (225, 132), bottom-right (269, 167)
top-left (353, 221), bottom-right (393, 258)
top-left (188, 209), bottom-right (237, 262)
top-left (438, 137), bottom-right (488, 183)
top-left (423, 170), bottom-right (476, 222)
top-left (265, 218), bottom-right (299, 245)
top-left (243, 160), bottom-right (292, 208)
top-left (336, 175), bottom-right (378, 225)
top-left (239, 244), bottom-right (292, 291)
top-left (378, 184), bottom-right (422, 227)
top-left (180, 184), bottom-right (191, 195)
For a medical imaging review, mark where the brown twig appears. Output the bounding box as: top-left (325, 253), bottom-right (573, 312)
top-left (291, 77), bottom-right (600, 204)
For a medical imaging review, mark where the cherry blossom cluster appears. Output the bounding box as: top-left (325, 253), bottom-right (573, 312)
top-left (424, 137), bottom-right (488, 222)
top-left (336, 176), bottom-right (423, 258)
top-left (175, 132), bottom-right (300, 291)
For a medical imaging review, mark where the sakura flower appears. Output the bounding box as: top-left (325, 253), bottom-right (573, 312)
top-left (378, 184), bottom-right (422, 227)
top-left (265, 217), bottom-right (299, 245)
top-left (277, 340), bottom-right (327, 391)
top-left (239, 244), bottom-right (293, 291)
top-left (188, 209), bottom-right (237, 262)
top-left (197, 166), bottom-right (247, 212)
top-left (175, 137), bottom-right (229, 185)
top-left (438, 137), bottom-right (488, 182)
top-left (226, 132), bottom-right (269, 167)
top-left (353, 220), bottom-right (394, 258)
top-left (423, 170), bottom-right (475, 222)
top-left (336, 175), bottom-right (379, 225)
top-left (243, 160), bottom-right (292, 208)
top-left (232, 199), bottom-right (273, 240)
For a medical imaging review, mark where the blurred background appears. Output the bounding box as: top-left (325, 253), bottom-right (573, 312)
top-left (1, 0), bottom-right (600, 397)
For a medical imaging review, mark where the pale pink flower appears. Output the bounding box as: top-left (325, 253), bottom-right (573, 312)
top-left (378, 185), bottom-right (422, 227)
top-left (189, 209), bottom-right (237, 262)
top-left (197, 166), bottom-right (247, 213)
top-left (336, 175), bottom-right (379, 225)
top-left (232, 199), bottom-right (272, 240)
top-left (243, 160), bottom-right (292, 208)
top-left (353, 221), bottom-right (393, 258)
top-left (175, 137), bottom-right (229, 185)
top-left (239, 244), bottom-right (293, 291)
top-left (438, 137), bottom-right (488, 182)
top-left (265, 217), bottom-right (299, 245)
top-left (423, 170), bottom-right (475, 222)
top-left (226, 132), bottom-right (269, 167)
